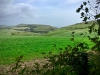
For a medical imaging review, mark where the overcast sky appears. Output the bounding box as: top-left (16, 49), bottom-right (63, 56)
top-left (0, 0), bottom-right (96, 27)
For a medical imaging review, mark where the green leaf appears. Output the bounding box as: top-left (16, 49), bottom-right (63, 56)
top-left (81, 12), bottom-right (84, 17)
top-left (85, 7), bottom-right (89, 13)
top-left (83, 17), bottom-right (87, 21)
top-left (97, 2), bottom-right (100, 4)
top-left (95, 14), bottom-right (100, 19)
top-left (72, 32), bottom-right (75, 34)
top-left (88, 17), bottom-right (90, 19)
top-left (88, 1), bottom-right (90, 3)
top-left (76, 8), bottom-right (81, 13)
top-left (95, 6), bottom-right (98, 8)
top-left (83, 2), bottom-right (87, 5)
top-left (80, 4), bottom-right (83, 9)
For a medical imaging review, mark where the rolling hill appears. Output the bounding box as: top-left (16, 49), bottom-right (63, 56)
top-left (44, 21), bottom-right (98, 37)
top-left (0, 21), bottom-right (97, 36)
top-left (0, 24), bottom-right (57, 36)
top-left (14, 24), bottom-right (57, 33)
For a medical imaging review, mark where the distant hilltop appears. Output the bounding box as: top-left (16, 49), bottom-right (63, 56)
top-left (0, 24), bottom-right (57, 33)
top-left (12, 24), bottom-right (58, 34)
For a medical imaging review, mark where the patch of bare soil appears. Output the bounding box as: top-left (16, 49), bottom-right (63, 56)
top-left (0, 58), bottom-right (48, 75)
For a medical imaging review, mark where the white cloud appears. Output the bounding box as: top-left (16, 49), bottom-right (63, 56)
top-left (0, 0), bottom-right (38, 21)
top-left (0, 0), bottom-right (51, 25)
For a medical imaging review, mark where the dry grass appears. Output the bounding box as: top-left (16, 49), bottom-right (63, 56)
top-left (0, 59), bottom-right (48, 75)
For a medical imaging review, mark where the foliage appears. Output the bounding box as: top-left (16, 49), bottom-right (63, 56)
top-left (76, 0), bottom-right (100, 75)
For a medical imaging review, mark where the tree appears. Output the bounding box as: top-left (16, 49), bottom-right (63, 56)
top-left (76, 0), bottom-right (100, 50)
top-left (76, 0), bottom-right (100, 75)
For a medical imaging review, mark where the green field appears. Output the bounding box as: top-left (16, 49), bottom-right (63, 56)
top-left (0, 35), bottom-right (92, 65)
top-left (0, 22), bottom-right (95, 65)
top-left (0, 36), bottom-right (69, 64)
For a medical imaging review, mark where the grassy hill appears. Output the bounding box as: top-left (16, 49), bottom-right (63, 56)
top-left (0, 21), bottom-right (97, 37)
top-left (0, 24), bottom-right (57, 36)
top-left (44, 21), bottom-right (98, 37)
top-left (13, 24), bottom-right (57, 34)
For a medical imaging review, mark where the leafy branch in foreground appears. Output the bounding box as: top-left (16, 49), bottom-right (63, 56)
top-left (76, 0), bottom-right (100, 75)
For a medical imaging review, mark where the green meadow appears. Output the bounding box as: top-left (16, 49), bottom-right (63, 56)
top-left (0, 36), bottom-right (92, 65)
top-left (0, 22), bottom-right (95, 65)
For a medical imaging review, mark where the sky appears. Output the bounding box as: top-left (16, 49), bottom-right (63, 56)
top-left (0, 0), bottom-right (96, 27)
